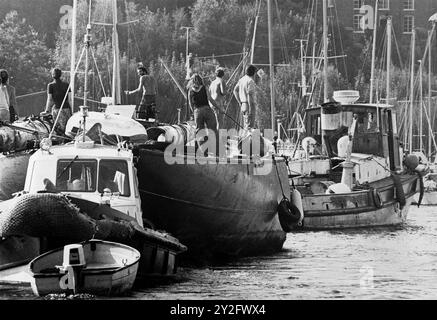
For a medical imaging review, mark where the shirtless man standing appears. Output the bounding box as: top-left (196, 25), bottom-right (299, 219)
top-left (208, 67), bottom-right (226, 130)
top-left (126, 65), bottom-right (158, 120)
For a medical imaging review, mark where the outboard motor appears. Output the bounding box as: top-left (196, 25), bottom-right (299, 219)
top-left (58, 244), bottom-right (86, 294)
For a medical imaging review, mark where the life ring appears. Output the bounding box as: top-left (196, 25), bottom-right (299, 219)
top-left (372, 188), bottom-right (383, 208)
top-left (391, 173), bottom-right (406, 209)
top-left (277, 197), bottom-right (303, 232)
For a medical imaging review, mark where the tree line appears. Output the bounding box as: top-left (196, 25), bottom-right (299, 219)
top-left (0, 0), bottom-right (435, 133)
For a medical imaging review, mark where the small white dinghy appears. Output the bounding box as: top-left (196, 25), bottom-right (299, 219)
top-left (28, 239), bottom-right (140, 297)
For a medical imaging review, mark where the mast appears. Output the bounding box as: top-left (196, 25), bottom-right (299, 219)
top-left (112, 0), bottom-right (121, 105)
top-left (267, 0), bottom-right (275, 131)
top-left (83, 1), bottom-right (92, 109)
top-left (409, 29), bottom-right (416, 154)
top-left (386, 17), bottom-right (392, 105)
top-left (250, 0), bottom-right (261, 65)
top-left (69, 0), bottom-right (77, 113)
top-left (181, 26), bottom-right (194, 80)
top-left (419, 59), bottom-right (423, 153)
top-left (369, 0), bottom-right (378, 104)
top-left (429, 16), bottom-right (437, 160)
top-left (428, 29), bottom-right (433, 159)
top-left (323, 0), bottom-right (328, 103)
top-left (297, 39), bottom-right (307, 97)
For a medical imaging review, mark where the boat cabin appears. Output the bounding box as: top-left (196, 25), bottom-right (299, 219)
top-left (23, 141), bottom-right (143, 226)
top-left (304, 102), bottom-right (402, 172)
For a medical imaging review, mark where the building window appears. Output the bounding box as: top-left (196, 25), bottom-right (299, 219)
top-left (379, 0), bottom-right (389, 10)
top-left (353, 14), bottom-right (364, 33)
top-left (403, 0), bottom-right (414, 10)
top-left (353, 0), bottom-right (363, 10)
top-left (403, 15), bottom-right (414, 33)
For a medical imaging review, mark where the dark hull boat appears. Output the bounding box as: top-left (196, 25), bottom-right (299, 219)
top-left (136, 143), bottom-right (292, 261)
top-left (0, 152), bottom-right (32, 201)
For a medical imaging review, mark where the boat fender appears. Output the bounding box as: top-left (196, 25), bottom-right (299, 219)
top-left (416, 172), bottom-right (424, 208)
top-left (278, 196), bottom-right (303, 232)
top-left (371, 188), bottom-right (383, 208)
top-left (391, 174), bottom-right (406, 209)
top-left (291, 188), bottom-right (304, 226)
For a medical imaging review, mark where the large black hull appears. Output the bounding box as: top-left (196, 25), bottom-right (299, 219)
top-left (136, 150), bottom-right (289, 261)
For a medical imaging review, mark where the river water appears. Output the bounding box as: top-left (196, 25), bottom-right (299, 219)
top-left (1, 205), bottom-right (437, 300)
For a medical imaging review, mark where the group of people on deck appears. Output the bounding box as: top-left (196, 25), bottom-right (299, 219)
top-left (2, 60), bottom-right (259, 148)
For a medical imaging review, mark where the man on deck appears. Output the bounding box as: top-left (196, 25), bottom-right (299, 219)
top-left (0, 69), bottom-right (17, 123)
top-left (125, 65), bottom-right (158, 121)
top-left (209, 67), bottom-right (226, 131)
top-left (233, 64), bottom-right (257, 132)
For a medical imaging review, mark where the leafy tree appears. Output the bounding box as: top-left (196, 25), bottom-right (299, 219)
top-left (0, 11), bottom-right (53, 95)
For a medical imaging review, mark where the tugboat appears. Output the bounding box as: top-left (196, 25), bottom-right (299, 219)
top-left (284, 1), bottom-right (422, 230)
top-left (287, 91), bottom-right (422, 229)
top-left (0, 106), bottom-right (186, 280)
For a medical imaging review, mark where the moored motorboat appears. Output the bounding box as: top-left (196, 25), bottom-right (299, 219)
top-left (0, 111), bottom-right (187, 278)
top-left (287, 96), bottom-right (422, 230)
top-left (28, 239), bottom-right (140, 296)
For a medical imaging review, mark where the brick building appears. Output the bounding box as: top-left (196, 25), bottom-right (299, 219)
top-left (333, 0), bottom-right (437, 38)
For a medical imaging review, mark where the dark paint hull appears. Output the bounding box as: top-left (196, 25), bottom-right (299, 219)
top-left (136, 150), bottom-right (289, 260)
top-left (0, 152), bottom-right (32, 201)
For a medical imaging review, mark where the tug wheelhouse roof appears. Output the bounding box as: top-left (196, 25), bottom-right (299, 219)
top-left (305, 103), bottom-right (395, 114)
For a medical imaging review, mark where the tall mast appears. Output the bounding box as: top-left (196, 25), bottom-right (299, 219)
top-left (112, 0), bottom-right (121, 105)
top-left (250, 0), bottom-right (261, 65)
top-left (429, 16), bottom-right (437, 160)
top-left (69, 0), bottom-right (77, 113)
top-left (323, 0), bottom-right (328, 103)
top-left (428, 29), bottom-right (433, 159)
top-left (181, 26), bottom-right (193, 80)
top-left (297, 39), bottom-right (307, 97)
top-left (386, 17), bottom-right (392, 105)
top-left (409, 29), bottom-right (416, 154)
top-left (369, 0), bottom-right (378, 104)
top-left (267, 0), bottom-right (275, 131)
top-left (83, 0), bottom-right (92, 108)
top-left (419, 59), bottom-right (423, 153)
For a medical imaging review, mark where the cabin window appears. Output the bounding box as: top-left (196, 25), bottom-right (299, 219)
top-left (310, 114), bottom-right (321, 136)
top-left (98, 160), bottom-right (131, 197)
top-left (366, 111), bottom-right (378, 132)
top-left (356, 111), bottom-right (378, 134)
top-left (56, 159), bottom-right (97, 192)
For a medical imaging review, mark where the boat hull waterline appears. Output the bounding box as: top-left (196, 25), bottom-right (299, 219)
top-left (297, 174), bottom-right (419, 230)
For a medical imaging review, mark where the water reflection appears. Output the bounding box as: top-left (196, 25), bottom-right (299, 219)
top-left (2, 206), bottom-right (437, 300)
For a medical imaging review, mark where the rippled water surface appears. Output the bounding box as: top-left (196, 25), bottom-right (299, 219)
top-left (2, 206), bottom-right (437, 300)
